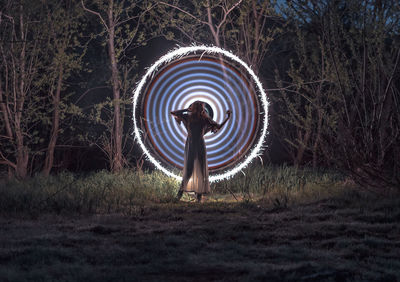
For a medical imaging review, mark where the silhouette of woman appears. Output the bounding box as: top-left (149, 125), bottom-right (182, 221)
top-left (171, 101), bottom-right (231, 202)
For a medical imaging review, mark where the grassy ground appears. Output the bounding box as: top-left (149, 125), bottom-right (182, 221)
top-left (0, 166), bottom-right (399, 281)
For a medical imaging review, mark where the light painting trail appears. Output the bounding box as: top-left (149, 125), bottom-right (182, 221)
top-left (133, 45), bottom-right (269, 182)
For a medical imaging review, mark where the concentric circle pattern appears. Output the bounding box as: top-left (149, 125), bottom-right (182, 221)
top-left (133, 46), bottom-right (269, 182)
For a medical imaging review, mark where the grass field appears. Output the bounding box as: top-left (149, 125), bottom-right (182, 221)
top-left (0, 166), bottom-right (399, 281)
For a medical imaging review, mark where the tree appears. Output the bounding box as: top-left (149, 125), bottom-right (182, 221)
top-left (155, 0), bottom-right (283, 70)
top-left (0, 1), bottom-right (46, 178)
top-left (156, 0), bottom-right (242, 47)
top-left (273, 24), bottom-right (337, 168)
top-left (81, 0), bottom-right (155, 172)
top-left (0, 0), bottom-right (86, 178)
top-left (41, 1), bottom-right (86, 176)
top-left (277, 0), bottom-right (400, 188)
top-left (225, 0), bottom-right (282, 73)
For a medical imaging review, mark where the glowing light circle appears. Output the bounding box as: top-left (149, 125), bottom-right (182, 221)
top-left (133, 45), bottom-right (269, 182)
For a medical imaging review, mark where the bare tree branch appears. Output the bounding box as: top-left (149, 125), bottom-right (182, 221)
top-left (115, 2), bottom-right (158, 27)
top-left (0, 150), bottom-right (16, 169)
top-left (159, 1), bottom-right (209, 25)
top-left (81, 0), bottom-right (109, 31)
top-left (216, 0), bottom-right (242, 29)
top-left (75, 86), bottom-right (109, 104)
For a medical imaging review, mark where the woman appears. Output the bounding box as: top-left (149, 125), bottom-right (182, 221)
top-left (171, 101), bottom-right (231, 202)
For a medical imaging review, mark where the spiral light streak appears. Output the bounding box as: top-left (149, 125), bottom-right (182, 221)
top-left (133, 45), bottom-right (269, 182)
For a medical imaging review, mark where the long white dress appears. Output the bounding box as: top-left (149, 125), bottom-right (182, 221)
top-left (174, 112), bottom-right (219, 194)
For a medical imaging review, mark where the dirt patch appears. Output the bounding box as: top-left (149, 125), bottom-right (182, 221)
top-left (0, 200), bottom-right (399, 281)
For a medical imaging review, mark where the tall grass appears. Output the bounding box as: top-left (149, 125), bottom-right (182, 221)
top-left (214, 164), bottom-right (344, 193)
top-left (212, 164), bottom-right (347, 205)
top-left (0, 170), bottom-right (178, 215)
top-left (0, 165), bottom-right (347, 214)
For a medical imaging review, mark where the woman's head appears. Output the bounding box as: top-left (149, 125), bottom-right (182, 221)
top-left (188, 101), bottom-right (205, 116)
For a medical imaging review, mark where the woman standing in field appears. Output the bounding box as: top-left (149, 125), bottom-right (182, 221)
top-left (171, 101), bottom-right (231, 202)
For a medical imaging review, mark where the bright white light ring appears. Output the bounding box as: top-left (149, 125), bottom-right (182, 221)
top-left (133, 45), bottom-right (269, 182)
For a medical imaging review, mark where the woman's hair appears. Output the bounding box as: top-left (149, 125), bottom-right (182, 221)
top-left (188, 101), bottom-right (208, 120)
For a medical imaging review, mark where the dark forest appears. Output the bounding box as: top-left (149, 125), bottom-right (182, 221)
top-left (1, 0), bottom-right (399, 188)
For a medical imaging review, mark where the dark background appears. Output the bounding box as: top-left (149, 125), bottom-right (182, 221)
top-left (0, 0), bottom-right (399, 188)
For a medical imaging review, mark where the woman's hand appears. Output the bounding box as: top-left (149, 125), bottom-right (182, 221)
top-left (171, 109), bottom-right (189, 116)
top-left (213, 110), bottom-right (231, 133)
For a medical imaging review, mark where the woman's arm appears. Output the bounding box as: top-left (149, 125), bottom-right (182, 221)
top-left (170, 109), bottom-right (189, 116)
top-left (210, 110), bottom-right (231, 133)
top-left (171, 109), bottom-right (190, 125)
top-left (218, 110), bottom-right (231, 130)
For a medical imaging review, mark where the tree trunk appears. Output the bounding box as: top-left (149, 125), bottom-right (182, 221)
top-left (312, 109), bottom-right (323, 169)
top-left (295, 127), bottom-right (311, 167)
top-left (206, 2), bottom-right (220, 47)
top-left (0, 76), bottom-right (16, 178)
top-left (107, 0), bottom-right (123, 173)
top-left (43, 66), bottom-right (63, 176)
top-left (0, 82), bottom-right (13, 140)
top-left (14, 5), bottom-right (29, 179)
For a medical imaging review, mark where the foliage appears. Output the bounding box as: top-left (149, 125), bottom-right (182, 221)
top-left (152, 0), bottom-right (232, 46)
top-left (0, 0), bottom-right (49, 178)
top-left (275, 0), bottom-right (400, 189)
top-left (153, 0), bottom-right (283, 71)
top-left (81, 0), bottom-right (157, 172)
top-left (0, 0), bottom-right (87, 178)
top-left (225, 0), bottom-right (283, 72)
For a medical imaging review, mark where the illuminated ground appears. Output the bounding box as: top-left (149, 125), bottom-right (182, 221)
top-left (0, 197), bottom-right (399, 281)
